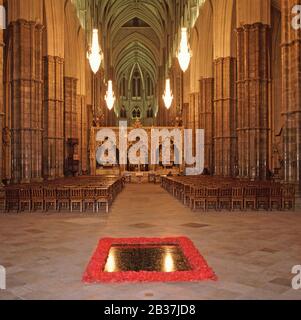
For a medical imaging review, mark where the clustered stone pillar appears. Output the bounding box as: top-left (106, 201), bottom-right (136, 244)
top-left (43, 56), bottom-right (64, 179)
top-left (9, 20), bottom-right (43, 184)
top-left (281, 0), bottom-right (301, 192)
top-left (199, 78), bottom-right (214, 174)
top-left (213, 57), bottom-right (237, 177)
top-left (236, 23), bottom-right (271, 180)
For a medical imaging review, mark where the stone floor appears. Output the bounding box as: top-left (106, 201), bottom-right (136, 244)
top-left (0, 183), bottom-right (301, 300)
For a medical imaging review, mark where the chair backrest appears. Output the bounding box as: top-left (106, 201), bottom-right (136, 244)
top-left (232, 186), bottom-right (243, 197)
top-left (19, 188), bottom-right (31, 200)
top-left (256, 187), bottom-right (270, 197)
top-left (206, 187), bottom-right (219, 198)
top-left (56, 188), bottom-right (70, 198)
top-left (95, 188), bottom-right (108, 197)
top-left (282, 185), bottom-right (295, 198)
top-left (83, 187), bottom-right (95, 198)
top-left (70, 188), bottom-right (82, 198)
top-left (31, 187), bottom-right (43, 198)
top-left (219, 187), bottom-right (232, 197)
top-left (44, 187), bottom-right (57, 199)
top-left (270, 186), bottom-right (282, 197)
top-left (244, 186), bottom-right (257, 197)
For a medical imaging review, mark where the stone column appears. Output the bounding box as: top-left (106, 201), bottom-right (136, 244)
top-left (43, 56), bottom-right (64, 179)
top-left (281, 0), bottom-right (301, 191)
top-left (213, 57), bottom-right (237, 177)
top-left (9, 20), bottom-right (43, 184)
top-left (236, 23), bottom-right (271, 180)
top-left (199, 78), bottom-right (214, 174)
top-left (64, 76), bottom-right (78, 174)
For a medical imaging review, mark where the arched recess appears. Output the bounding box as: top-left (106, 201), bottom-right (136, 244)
top-left (212, 0), bottom-right (236, 59)
top-left (42, 0), bottom-right (65, 180)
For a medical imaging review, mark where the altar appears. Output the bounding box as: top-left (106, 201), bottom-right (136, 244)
top-left (89, 125), bottom-right (185, 177)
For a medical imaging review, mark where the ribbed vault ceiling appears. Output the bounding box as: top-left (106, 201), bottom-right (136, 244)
top-left (73, 0), bottom-right (203, 88)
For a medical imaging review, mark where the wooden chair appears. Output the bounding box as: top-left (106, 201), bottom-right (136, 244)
top-left (270, 186), bottom-right (282, 211)
top-left (244, 186), bottom-right (257, 210)
top-left (70, 187), bottom-right (83, 212)
top-left (31, 187), bottom-right (44, 211)
top-left (5, 188), bottom-right (20, 212)
top-left (190, 187), bottom-right (206, 211)
top-left (219, 187), bottom-right (232, 211)
top-left (82, 187), bottom-right (96, 212)
top-left (231, 186), bottom-right (244, 211)
top-left (282, 184), bottom-right (295, 210)
top-left (56, 187), bottom-right (70, 212)
top-left (256, 187), bottom-right (270, 211)
top-left (95, 187), bottom-right (110, 213)
top-left (206, 187), bottom-right (219, 211)
top-left (44, 187), bottom-right (57, 211)
top-left (19, 188), bottom-right (31, 212)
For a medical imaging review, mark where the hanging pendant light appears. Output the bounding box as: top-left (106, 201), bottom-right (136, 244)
top-left (105, 80), bottom-right (116, 110)
top-left (162, 79), bottom-right (173, 110)
top-left (87, 29), bottom-right (103, 74)
top-left (177, 28), bottom-right (191, 72)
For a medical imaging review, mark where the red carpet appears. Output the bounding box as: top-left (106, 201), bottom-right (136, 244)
top-left (83, 237), bottom-right (217, 283)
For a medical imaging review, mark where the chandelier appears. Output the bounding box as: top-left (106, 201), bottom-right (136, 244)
top-left (177, 28), bottom-right (191, 72)
top-left (105, 80), bottom-right (116, 111)
top-left (162, 79), bottom-right (173, 110)
top-left (87, 29), bottom-right (103, 74)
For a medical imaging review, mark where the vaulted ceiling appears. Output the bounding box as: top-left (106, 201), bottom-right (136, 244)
top-left (72, 0), bottom-right (204, 87)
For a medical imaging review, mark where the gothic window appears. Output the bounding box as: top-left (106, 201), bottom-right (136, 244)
top-left (120, 76), bottom-right (126, 97)
top-left (146, 76), bottom-right (154, 96)
top-left (132, 70), bottom-right (141, 98)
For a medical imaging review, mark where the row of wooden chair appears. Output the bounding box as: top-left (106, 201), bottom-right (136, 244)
top-left (1, 177), bottom-right (124, 213)
top-left (161, 176), bottom-right (296, 211)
